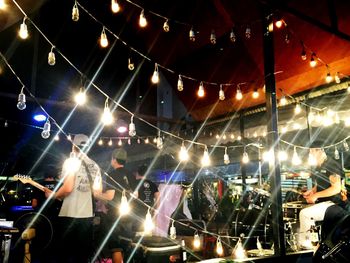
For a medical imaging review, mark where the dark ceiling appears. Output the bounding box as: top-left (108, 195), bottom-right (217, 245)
top-left (1, 0), bottom-right (350, 175)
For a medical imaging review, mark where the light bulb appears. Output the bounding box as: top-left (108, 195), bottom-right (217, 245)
top-left (119, 191), bottom-right (130, 216)
top-left (280, 95), bottom-right (287, 106)
top-left (344, 141), bottom-right (349, 152)
top-left (233, 238), bottom-right (246, 259)
top-left (129, 117), bottom-right (136, 137)
top-left (252, 89), bottom-right (259, 99)
top-left (19, 18), bottom-right (28, 39)
top-left (335, 72), bottom-right (341, 84)
top-left (325, 72), bottom-right (333, 83)
top-left (230, 29), bottom-right (236, 43)
top-left (63, 152), bottom-right (81, 174)
top-left (278, 150), bottom-right (288, 161)
top-left (290, 151), bottom-right (301, 169)
top-left (67, 134), bottom-right (72, 141)
top-left (308, 150), bottom-right (317, 166)
top-left (0, 0), bottom-right (6, 10)
top-left (177, 75), bottom-right (183, 91)
top-left (17, 89), bottom-right (26, 110)
top-left (275, 19), bottom-right (283, 28)
top-left (98, 139), bottom-right (103, 145)
top-left (93, 174), bottom-right (102, 191)
top-left (295, 103), bottom-right (301, 114)
top-left (197, 82), bottom-right (205, 97)
top-left (219, 85), bottom-right (225, 100)
top-left (41, 120), bottom-right (51, 139)
top-left (210, 30), bottom-right (216, 44)
top-left (101, 100), bottom-right (114, 125)
top-left (236, 88), bottom-right (243, 100)
top-left (128, 58), bottom-right (135, 71)
top-left (301, 49), bottom-right (307, 61)
top-left (169, 221), bottom-right (176, 239)
top-left (310, 54), bottom-right (317, 67)
top-left (245, 26), bottom-right (251, 39)
top-left (193, 233), bottom-right (201, 249)
top-left (151, 64), bottom-right (159, 84)
top-left (345, 118), bottom-right (350, 127)
top-left (100, 28), bottom-right (109, 48)
top-left (215, 134), bottom-right (220, 139)
top-left (48, 47), bottom-right (56, 66)
top-left (111, 0), bottom-right (120, 13)
top-left (230, 133), bottom-right (235, 139)
top-left (179, 142), bottom-right (189, 162)
top-left (72, 2), bottom-right (79, 21)
top-left (237, 135), bottom-right (242, 141)
top-left (253, 132), bottom-right (258, 138)
top-left (223, 134), bottom-right (227, 140)
top-left (139, 10), bottom-right (147, 28)
top-left (144, 209), bottom-right (154, 235)
top-left (156, 136), bottom-right (163, 149)
top-left (263, 150), bottom-right (273, 162)
top-left (216, 237), bottom-right (224, 256)
top-left (334, 147), bottom-right (340, 160)
top-left (242, 152), bottom-right (249, 164)
top-left (54, 134), bottom-right (59, 141)
top-left (268, 22), bottom-right (274, 32)
top-left (163, 19), bottom-right (170, 32)
top-left (137, 138), bottom-right (141, 144)
top-left (224, 149), bottom-right (230, 165)
top-left (118, 139), bottom-right (122, 146)
top-left (108, 139), bottom-right (113, 146)
top-left (189, 27), bottom-right (195, 42)
top-left (201, 147), bottom-right (211, 167)
top-left (145, 137), bottom-right (149, 144)
top-left (75, 88), bottom-right (87, 105)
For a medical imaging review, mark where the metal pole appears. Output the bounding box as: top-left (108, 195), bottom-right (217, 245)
top-left (261, 8), bottom-right (286, 256)
top-left (240, 114), bottom-right (247, 191)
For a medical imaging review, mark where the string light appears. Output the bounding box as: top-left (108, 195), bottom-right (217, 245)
top-left (242, 151), bottom-right (249, 164)
top-left (93, 174), bottom-right (102, 191)
top-left (179, 141), bottom-right (189, 162)
top-left (101, 99), bottom-right (114, 125)
top-left (245, 26), bottom-right (251, 39)
top-left (156, 130), bottom-right (163, 149)
top-left (127, 138), bottom-right (131, 145)
top-left (236, 87), bottom-right (243, 100)
top-left (275, 19), bottom-right (283, 28)
top-left (54, 134), bottom-right (59, 141)
top-left (216, 237), bottom-right (224, 256)
top-left (0, 0), bottom-right (6, 10)
top-left (72, 1), bottom-right (79, 22)
top-left (74, 87), bottom-right (87, 106)
top-left (252, 89), bottom-right (259, 99)
top-left (169, 221), bottom-right (176, 239)
top-left (151, 63), bottom-right (159, 84)
top-left (219, 85), bottom-right (225, 101)
top-left (193, 232), bottom-right (201, 249)
top-left (118, 139), bottom-right (122, 146)
top-left (310, 53), bottom-right (317, 67)
top-left (108, 138), bottom-right (113, 146)
top-left (128, 57), bottom-right (135, 71)
top-left (99, 27), bottom-right (109, 48)
top-left (278, 150), bottom-right (288, 161)
top-left (294, 103), bottom-right (301, 114)
top-left (280, 95), bottom-right (287, 106)
top-left (224, 147), bottom-right (230, 165)
top-left (189, 27), bottom-right (195, 42)
top-left (145, 137), bottom-right (149, 144)
top-left (144, 209), bottom-right (154, 235)
top-left (230, 29), bottom-right (236, 43)
top-left (263, 150), bottom-right (273, 162)
top-left (197, 82), bottom-right (205, 98)
top-left (111, 0), bottom-right (120, 13)
top-left (41, 119), bottom-right (51, 139)
top-left (325, 66), bottom-right (333, 83)
top-left (210, 30), bottom-right (216, 44)
top-left (98, 138), bottom-right (103, 145)
top-left (48, 46), bottom-right (56, 66)
top-left (139, 10), bottom-right (147, 28)
top-left (335, 72), bottom-right (341, 84)
top-left (334, 147), bottom-right (340, 160)
top-left (177, 75), bottom-right (183, 91)
top-left (292, 147), bottom-right (301, 165)
top-left (308, 150), bottom-right (317, 166)
top-left (63, 152), bottom-right (81, 174)
top-left (129, 115), bottom-right (136, 137)
top-left (344, 140), bottom-right (349, 152)
top-left (163, 19), bottom-right (170, 32)
top-left (17, 86), bottom-right (26, 110)
top-left (201, 146), bottom-right (211, 167)
top-left (119, 190), bottom-right (130, 216)
top-left (233, 238), bottom-right (246, 259)
top-left (237, 135), bottom-right (242, 141)
top-left (256, 237), bottom-right (264, 256)
top-left (301, 48), bottom-right (307, 61)
top-left (18, 17), bottom-right (28, 39)
top-left (137, 138), bottom-right (141, 144)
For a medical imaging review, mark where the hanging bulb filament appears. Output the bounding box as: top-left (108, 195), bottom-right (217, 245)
top-left (41, 119), bottom-right (51, 139)
top-left (17, 87), bottom-right (26, 110)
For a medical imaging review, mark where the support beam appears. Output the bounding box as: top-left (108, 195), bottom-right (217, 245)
top-left (261, 6), bottom-right (286, 257)
top-left (239, 114), bottom-right (247, 191)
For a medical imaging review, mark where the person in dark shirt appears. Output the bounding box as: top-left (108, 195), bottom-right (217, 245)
top-left (299, 140), bottom-right (345, 248)
top-left (96, 148), bottom-right (137, 263)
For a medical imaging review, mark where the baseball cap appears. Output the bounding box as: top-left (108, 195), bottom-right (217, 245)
top-left (112, 148), bottom-right (127, 161)
top-left (73, 134), bottom-right (89, 147)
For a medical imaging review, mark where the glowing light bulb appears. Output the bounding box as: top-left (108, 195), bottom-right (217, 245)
top-left (295, 103), bottom-right (301, 114)
top-left (347, 84), bottom-right (350, 93)
top-left (63, 152), bottom-right (81, 174)
top-left (344, 141), bottom-right (349, 152)
top-left (119, 190), bottom-right (130, 216)
top-left (41, 119), bottom-right (51, 139)
top-left (177, 75), bottom-right (183, 91)
top-left (301, 48), bottom-right (307, 61)
top-left (54, 134), bottom-right (59, 141)
top-left (118, 139), bottom-right (122, 146)
top-left (335, 72), bottom-right (341, 84)
top-left (19, 18), bottom-right (28, 39)
top-left (17, 88), bottom-right (26, 110)
top-left (100, 28), bottom-right (109, 48)
top-left (75, 88), bottom-right (87, 105)
top-left (128, 58), bottom-right (135, 71)
top-left (245, 26), bottom-right (251, 39)
top-left (93, 174), bottom-right (102, 191)
top-left (144, 209), bottom-right (154, 235)
top-left (308, 150), bottom-right (317, 166)
top-left (334, 147), bottom-right (340, 160)
top-left (268, 23), bottom-right (274, 32)
top-left (197, 82), bottom-right (205, 97)
top-left (98, 139), bottom-right (103, 145)
top-left (193, 233), bottom-right (201, 249)
top-left (216, 237), bottom-right (224, 256)
top-left (230, 29), bottom-right (236, 43)
top-left (0, 0), bottom-right (6, 10)
top-left (111, 0), bottom-right (120, 13)
top-left (237, 135), bottom-right (242, 141)
top-left (219, 85), bottom-right (225, 100)
top-left (242, 151), bottom-right (249, 164)
top-left (253, 132), bottom-right (258, 138)
top-left (189, 27), bottom-right (195, 42)
top-left (325, 72), bottom-right (333, 83)
top-left (101, 100), bottom-right (113, 125)
top-left (67, 134), bottom-right (72, 141)
top-left (236, 88), bottom-right (243, 100)
top-left (108, 139), bottom-right (112, 146)
top-left (252, 89), bottom-right (259, 99)
top-left (145, 137), bottom-right (149, 144)
top-left (257, 237), bottom-right (264, 255)
top-left (223, 134), bottom-right (227, 140)
top-left (224, 148), bottom-right (230, 165)
top-left (156, 135), bottom-right (163, 150)
top-left (263, 150), bottom-right (273, 162)
top-left (345, 117), bottom-right (350, 127)
top-left (139, 10), bottom-right (147, 28)
top-left (233, 238), bottom-right (246, 259)
top-left (179, 142), bottom-right (189, 162)
top-left (294, 149), bottom-right (305, 166)
top-left (163, 19), bottom-right (170, 32)
top-left (201, 147), bottom-right (211, 167)
top-left (280, 95), bottom-right (287, 106)
top-left (210, 30), bottom-right (216, 44)
top-left (48, 47), bottom-right (56, 66)
top-left (151, 64), bottom-right (159, 84)
top-left (129, 116), bottom-right (136, 137)
top-left (310, 53), bottom-right (317, 67)
top-left (72, 2), bottom-right (79, 21)
top-left (278, 150), bottom-right (288, 161)
top-left (275, 19), bottom-right (283, 28)
top-left (169, 221), bottom-right (176, 239)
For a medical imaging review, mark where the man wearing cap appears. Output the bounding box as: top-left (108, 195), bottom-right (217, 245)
top-left (299, 141), bottom-right (344, 249)
top-left (96, 148), bottom-right (137, 263)
top-left (45, 134), bottom-right (102, 262)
